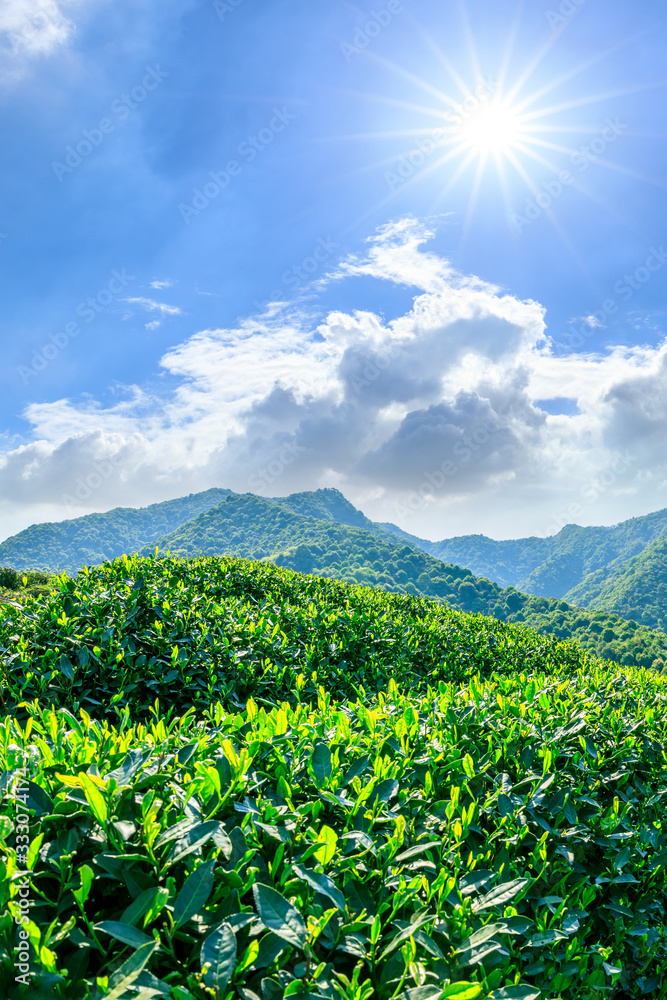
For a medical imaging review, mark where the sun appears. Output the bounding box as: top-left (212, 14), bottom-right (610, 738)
top-left (457, 101), bottom-right (525, 156)
top-left (328, 7), bottom-right (662, 250)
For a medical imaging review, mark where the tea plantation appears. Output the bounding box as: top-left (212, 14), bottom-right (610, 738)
top-left (0, 555), bottom-right (666, 999)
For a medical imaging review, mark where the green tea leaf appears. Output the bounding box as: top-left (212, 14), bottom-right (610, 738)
top-left (73, 864), bottom-right (94, 907)
top-left (462, 753), bottom-right (475, 778)
top-left (80, 773), bottom-right (107, 825)
top-left (343, 755), bottom-right (370, 785)
top-left (164, 821), bottom-right (220, 869)
top-left (253, 883), bottom-right (307, 949)
top-left (394, 842), bottom-right (440, 863)
top-left (487, 988), bottom-right (541, 1000)
top-left (455, 923), bottom-right (505, 955)
top-left (121, 886), bottom-right (164, 927)
top-left (104, 940), bottom-right (158, 1000)
top-left (59, 655), bottom-right (74, 680)
top-left (292, 863), bottom-right (345, 911)
top-left (442, 985), bottom-right (483, 1000)
top-left (96, 920), bottom-right (153, 949)
top-left (173, 859), bottom-right (216, 929)
top-left (472, 878), bottom-right (530, 912)
top-left (314, 825), bottom-right (338, 865)
top-left (201, 922), bottom-right (237, 991)
top-left (312, 742), bottom-right (332, 784)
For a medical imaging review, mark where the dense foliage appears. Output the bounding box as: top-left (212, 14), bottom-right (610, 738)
top-left (0, 489), bottom-right (230, 574)
top-left (146, 496), bottom-right (667, 670)
top-left (421, 510), bottom-right (667, 602)
top-left (566, 538), bottom-right (667, 632)
top-left (0, 555), bottom-right (589, 721)
top-left (2, 486), bottom-right (667, 649)
top-left (0, 567), bottom-right (52, 605)
top-left (0, 556), bottom-right (666, 1000)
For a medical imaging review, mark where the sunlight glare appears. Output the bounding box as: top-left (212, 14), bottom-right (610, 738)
top-left (458, 101), bottom-right (524, 155)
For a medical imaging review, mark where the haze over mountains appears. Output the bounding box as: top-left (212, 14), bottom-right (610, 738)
top-left (1, 485), bottom-right (667, 668)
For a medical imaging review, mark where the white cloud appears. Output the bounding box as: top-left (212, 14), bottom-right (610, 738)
top-left (0, 0), bottom-right (101, 87)
top-left (0, 0), bottom-right (72, 55)
top-left (125, 297), bottom-right (183, 316)
top-left (149, 278), bottom-right (175, 290)
top-left (124, 296), bottom-right (184, 331)
top-left (571, 313), bottom-right (605, 330)
top-left (2, 217), bottom-right (667, 543)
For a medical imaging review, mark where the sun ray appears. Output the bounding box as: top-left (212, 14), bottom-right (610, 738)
top-left (415, 27), bottom-right (479, 101)
top-left (494, 148), bottom-right (520, 235)
top-left (460, 150), bottom-right (489, 247)
top-left (327, 88), bottom-right (467, 122)
top-left (326, 5), bottom-right (666, 256)
top-left (504, 148), bottom-right (592, 277)
top-left (519, 80), bottom-right (667, 122)
top-left (337, 145), bottom-right (472, 239)
top-left (502, 30), bottom-right (564, 107)
top-left (512, 30), bottom-right (655, 115)
top-left (428, 147), bottom-right (483, 214)
top-left (456, 0), bottom-right (484, 89)
top-left (494, 1), bottom-right (524, 98)
top-left (362, 50), bottom-right (476, 113)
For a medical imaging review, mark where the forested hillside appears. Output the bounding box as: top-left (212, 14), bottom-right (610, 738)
top-left (0, 488), bottom-right (230, 572)
top-left (2, 487), bottom-right (667, 656)
top-left (566, 536), bottom-right (667, 630)
top-left (415, 508), bottom-right (667, 599)
top-left (146, 493), bottom-right (667, 669)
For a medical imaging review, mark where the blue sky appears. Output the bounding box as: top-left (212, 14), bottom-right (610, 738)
top-left (1, 0), bottom-right (667, 541)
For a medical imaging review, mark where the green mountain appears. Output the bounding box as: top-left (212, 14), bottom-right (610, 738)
top-left (145, 492), bottom-right (667, 670)
top-left (422, 533), bottom-right (549, 589)
top-left (0, 486), bottom-right (371, 576)
top-left (270, 486), bottom-right (376, 529)
top-left (565, 535), bottom-right (667, 630)
top-left (395, 508), bottom-right (667, 598)
top-left (3, 485), bottom-right (667, 663)
top-left (0, 487), bottom-right (231, 573)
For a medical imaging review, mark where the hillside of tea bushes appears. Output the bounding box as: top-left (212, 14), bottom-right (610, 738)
top-left (0, 554), bottom-right (666, 1000)
top-left (144, 494), bottom-right (667, 671)
top-left (3, 486), bottom-right (667, 646)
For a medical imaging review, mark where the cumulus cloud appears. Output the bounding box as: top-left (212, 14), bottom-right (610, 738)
top-left (2, 217), bottom-right (667, 542)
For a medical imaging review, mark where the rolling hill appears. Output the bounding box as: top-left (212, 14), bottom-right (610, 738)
top-left (0, 487), bottom-right (231, 573)
top-left (1, 553), bottom-right (666, 997)
top-left (143, 491), bottom-right (667, 670)
top-left (403, 507), bottom-right (667, 599)
top-left (2, 486), bottom-right (667, 665)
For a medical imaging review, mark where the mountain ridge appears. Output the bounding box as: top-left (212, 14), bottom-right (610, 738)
top-left (2, 485), bottom-right (667, 647)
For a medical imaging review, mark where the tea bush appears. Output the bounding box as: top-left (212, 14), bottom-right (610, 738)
top-left (0, 556), bottom-right (666, 999)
